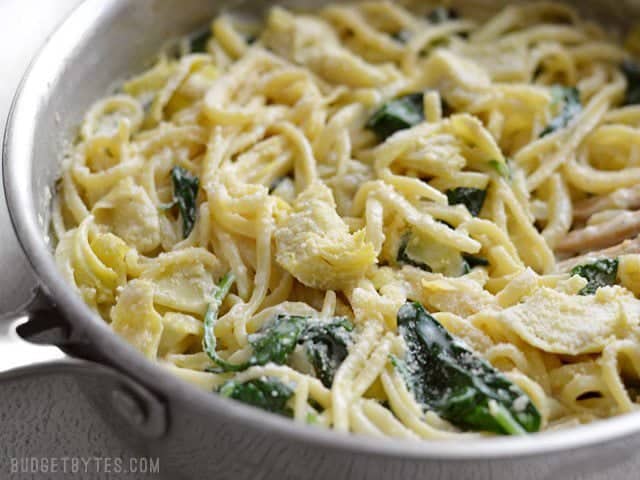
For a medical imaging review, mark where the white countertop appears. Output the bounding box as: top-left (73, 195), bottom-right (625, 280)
top-left (1, 2), bottom-right (640, 479)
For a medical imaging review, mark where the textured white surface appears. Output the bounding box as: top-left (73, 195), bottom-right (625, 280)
top-left (0, 0), bottom-right (61, 316)
top-left (1, 1), bottom-right (640, 479)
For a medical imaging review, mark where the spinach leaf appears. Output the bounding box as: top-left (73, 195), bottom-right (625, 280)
top-left (488, 159), bottom-right (511, 180)
top-left (299, 318), bottom-right (354, 388)
top-left (392, 30), bottom-right (412, 43)
top-left (170, 166), bottom-right (199, 238)
top-left (397, 231), bottom-right (476, 277)
top-left (445, 187), bottom-right (487, 217)
top-left (219, 378), bottom-right (294, 417)
top-left (203, 272), bottom-right (236, 366)
top-left (540, 86), bottom-right (582, 137)
top-left (206, 305), bottom-right (353, 385)
top-left (393, 302), bottom-right (541, 434)
top-left (570, 258), bottom-right (619, 295)
top-left (441, 97), bottom-right (453, 117)
top-left (461, 254), bottom-right (489, 274)
top-left (250, 315), bottom-right (308, 365)
top-left (189, 29), bottom-right (210, 53)
top-left (366, 93), bottom-right (424, 140)
top-left (306, 411), bottom-right (319, 424)
top-left (397, 232), bottom-right (432, 272)
top-left (622, 60), bottom-right (640, 105)
top-left (428, 7), bottom-right (459, 23)
top-left (206, 314), bottom-right (307, 373)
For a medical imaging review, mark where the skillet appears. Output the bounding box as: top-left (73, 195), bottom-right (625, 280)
top-left (3, 1), bottom-right (640, 478)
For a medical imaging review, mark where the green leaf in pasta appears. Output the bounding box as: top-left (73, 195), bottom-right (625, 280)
top-left (393, 302), bottom-right (541, 435)
top-left (488, 159), bottom-right (511, 180)
top-left (622, 60), bottom-right (640, 105)
top-left (391, 30), bottom-right (413, 43)
top-left (570, 258), bottom-right (619, 295)
top-left (219, 378), bottom-right (294, 417)
top-left (170, 166), bottom-right (200, 238)
top-left (203, 272), bottom-right (236, 365)
top-left (397, 231), bottom-right (472, 276)
top-left (299, 318), bottom-right (354, 388)
top-left (461, 254), bottom-right (490, 274)
top-left (445, 187), bottom-right (487, 217)
top-left (189, 29), bottom-right (211, 53)
top-left (206, 313), bottom-right (307, 373)
top-left (306, 411), bottom-right (319, 424)
top-left (540, 86), bottom-right (582, 137)
top-left (206, 311), bottom-right (353, 386)
top-left (250, 315), bottom-right (308, 365)
top-left (396, 232), bottom-right (433, 272)
top-left (366, 93), bottom-right (425, 140)
top-left (427, 7), bottom-right (459, 23)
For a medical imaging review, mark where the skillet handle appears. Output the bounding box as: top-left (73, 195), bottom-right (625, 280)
top-left (0, 290), bottom-right (168, 438)
top-left (0, 305), bottom-right (70, 377)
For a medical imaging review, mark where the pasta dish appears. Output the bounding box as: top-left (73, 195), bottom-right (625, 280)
top-left (52, 1), bottom-right (640, 438)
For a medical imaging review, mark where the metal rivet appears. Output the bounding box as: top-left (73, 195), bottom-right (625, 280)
top-left (111, 387), bottom-right (146, 427)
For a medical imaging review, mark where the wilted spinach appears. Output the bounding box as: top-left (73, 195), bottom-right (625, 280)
top-left (189, 29), bottom-right (210, 53)
top-left (427, 7), bottom-right (459, 23)
top-left (392, 30), bottom-right (412, 43)
top-left (461, 254), bottom-right (490, 274)
top-left (488, 159), bottom-right (511, 180)
top-left (622, 60), bottom-right (640, 105)
top-left (393, 302), bottom-right (541, 435)
top-left (206, 314), bottom-right (307, 373)
top-left (396, 232), bottom-right (432, 272)
top-left (206, 310), bottom-right (353, 387)
top-left (170, 166), bottom-right (199, 238)
top-left (219, 378), bottom-right (294, 417)
top-left (299, 318), bottom-right (354, 388)
top-left (540, 86), bottom-right (582, 137)
top-left (570, 258), bottom-right (619, 295)
top-left (445, 187), bottom-right (487, 217)
top-left (366, 93), bottom-right (424, 140)
top-left (397, 231), bottom-right (485, 277)
top-left (203, 272), bottom-right (236, 366)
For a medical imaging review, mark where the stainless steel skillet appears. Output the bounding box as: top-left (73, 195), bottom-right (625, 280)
top-left (2, 1), bottom-right (640, 478)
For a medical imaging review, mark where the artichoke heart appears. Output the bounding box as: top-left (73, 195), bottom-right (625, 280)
top-left (275, 183), bottom-right (376, 290)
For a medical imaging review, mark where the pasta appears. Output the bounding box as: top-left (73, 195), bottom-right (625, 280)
top-left (52, 1), bottom-right (640, 438)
